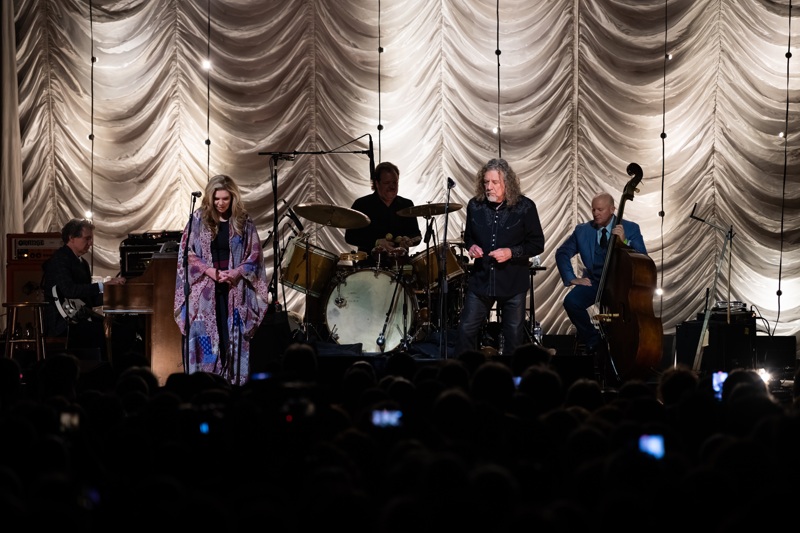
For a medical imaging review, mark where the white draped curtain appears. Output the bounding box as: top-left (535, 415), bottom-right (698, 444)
top-left (2, 0), bottom-right (798, 358)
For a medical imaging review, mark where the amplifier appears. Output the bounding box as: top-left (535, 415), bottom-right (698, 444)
top-left (120, 230), bottom-right (182, 277)
top-left (6, 233), bottom-right (62, 263)
top-left (696, 310), bottom-right (755, 324)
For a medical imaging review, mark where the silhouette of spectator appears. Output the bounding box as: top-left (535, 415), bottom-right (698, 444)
top-left (470, 361), bottom-right (516, 414)
top-left (35, 352), bottom-right (82, 401)
top-left (384, 352), bottom-right (417, 382)
top-left (280, 342), bottom-right (319, 383)
top-left (0, 357), bottom-right (24, 411)
top-left (509, 341), bottom-right (554, 377)
top-left (656, 364), bottom-right (699, 408)
top-left (456, 349), bottom-right (487, 377)
top-left (435, 359), bottom-right (470, 393)
top-left (565, 377), bottom-right (605, 412)
top-left (338, 362), bottom-right (379, 418)
top-left (516, 364), bottom-right (565, 417)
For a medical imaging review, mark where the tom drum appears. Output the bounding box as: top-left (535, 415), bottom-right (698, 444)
top-left (410, 243), bottom-right (464, 290)
top-left (280, 236), bottom-right (338, 298)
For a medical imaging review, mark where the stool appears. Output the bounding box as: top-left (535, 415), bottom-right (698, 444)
top-left (3, 302), bottom-right (48, 361)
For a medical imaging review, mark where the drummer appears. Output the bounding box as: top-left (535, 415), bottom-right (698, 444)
top-left (344, 161), bottom-right (422, 268)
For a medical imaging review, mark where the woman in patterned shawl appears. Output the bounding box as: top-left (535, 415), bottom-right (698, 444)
top-left (174, 174), bottom-right (270, 385)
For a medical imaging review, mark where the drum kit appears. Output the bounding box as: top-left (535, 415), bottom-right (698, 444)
top-left (279, 201), bottom-right (468, 354)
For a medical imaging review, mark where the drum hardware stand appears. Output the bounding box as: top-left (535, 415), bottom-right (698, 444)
top-left (300, 232), bottom-right (314, 342)
top-left (398, 271), bottom-right (418, 351)
top-left (438, 177), bottom-right (457, 359)
top-left (421, 215), bottom-right (436, 338)
top-left (376, 270), bottom-right (403, 353)
top-left (525, 263), bottom-right (547, 345)
top-left (300, 230), bottom-right (330, 344)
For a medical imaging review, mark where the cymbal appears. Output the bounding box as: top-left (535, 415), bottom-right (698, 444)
top-left (397, 203), bottom-right (463, 218)
top-left (293, 203), bottom-right (370, 229)
top-left (339, 251), bottom-right (367, 262)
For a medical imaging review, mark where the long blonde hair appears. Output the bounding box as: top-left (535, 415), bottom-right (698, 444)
top-left (201, 174), bottom-right (248, 237)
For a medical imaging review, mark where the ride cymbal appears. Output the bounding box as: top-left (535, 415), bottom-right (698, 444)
top-left (396, 203), bottom-right (463, 218)
top-left (293, 203), bottom-right (370, 229)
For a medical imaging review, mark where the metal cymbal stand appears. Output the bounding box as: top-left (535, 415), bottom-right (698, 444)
top-left (439, 177), bottom-right (456, 359)
top-left (376, 269), bottom-right (404, 353)
top-left (422, 215), bottom-right (435, 337)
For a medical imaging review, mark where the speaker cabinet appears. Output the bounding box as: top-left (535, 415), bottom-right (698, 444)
top-left (676, 318), bottom-right (756, 372)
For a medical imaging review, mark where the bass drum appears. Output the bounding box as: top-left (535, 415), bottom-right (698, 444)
top-left (323, 269), bottom-right (418, 354)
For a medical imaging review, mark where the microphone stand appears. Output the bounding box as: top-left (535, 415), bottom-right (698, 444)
top-left (439, 180), bottom-right (456, 359)
top-left (260, 155), bottom-right (286, 312)
top-left (258, 137), bottom-right (372, 342)
top-left (182, 193), bottom-right (199, 372)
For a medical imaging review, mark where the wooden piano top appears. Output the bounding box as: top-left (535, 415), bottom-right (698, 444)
top-left (104, 252), bottom-right (177, 313)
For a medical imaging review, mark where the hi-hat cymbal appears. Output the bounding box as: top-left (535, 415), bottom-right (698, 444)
top-left (293, 203), bottom-right (370, 229)
top-left (397, 203), bottom-right (463, 218)
top-left (339, 251), bottom-right (367, 262)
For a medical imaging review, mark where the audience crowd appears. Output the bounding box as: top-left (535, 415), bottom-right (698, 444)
top-left (1, 342), bottom-right (798, 532)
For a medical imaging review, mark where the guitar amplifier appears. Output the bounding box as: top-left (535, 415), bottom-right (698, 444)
top-left (6, 233), bottom-right (62, 263)
top-left (120, 230), bottom-right (182, 278)
top-left (5, 232), bottom-right (62, 326)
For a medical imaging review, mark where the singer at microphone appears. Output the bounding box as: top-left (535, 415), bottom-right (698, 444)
top-left (344, 160), bottom-right (423, 269)
top-left (174, 174), bottom-right (271, 386)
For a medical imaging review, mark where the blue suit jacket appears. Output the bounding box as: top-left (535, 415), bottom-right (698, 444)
top-left (555, 218), bottom-right (646, 286)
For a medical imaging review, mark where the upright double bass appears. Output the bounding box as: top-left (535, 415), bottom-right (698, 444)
top-left (594, 163), bottom-right (663, 381)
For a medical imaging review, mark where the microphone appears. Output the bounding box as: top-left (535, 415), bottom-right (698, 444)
top-left (286, 206), bottom-right (305, 232)
top-left (368, 134), bottom-right (376, 181)
top-left (447, 177), bottom-right (455, 189)
top-left (191, 191), bottom-right (202, 197)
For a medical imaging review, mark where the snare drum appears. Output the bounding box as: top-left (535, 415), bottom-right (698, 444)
top-left (410, 243), bottom-right (464, 290)
top-left (323, 269), bottom-right (418, 353)
top-left (280, 236), bottom-right (338, 298)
